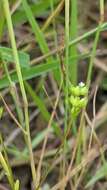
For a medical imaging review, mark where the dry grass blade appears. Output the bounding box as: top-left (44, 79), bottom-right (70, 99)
top-left (42, 0), bottom-right (64, 32)
top-left (88, 86), bottom-right (98, 149)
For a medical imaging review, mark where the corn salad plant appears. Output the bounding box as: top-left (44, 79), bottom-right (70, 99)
top-left (0, 0), bottom-right (107, 190)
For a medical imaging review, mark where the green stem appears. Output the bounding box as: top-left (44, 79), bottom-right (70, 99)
top-left (70, 0), bottom-right (78, 84)
top-left (0, 134), bottom-right (15, 190)
top-left (62, 0), bottom-right (70, 184)
top-left (86, 24), bottom-right (102, 87)
top-left (65, 0), bottom-right (70, 132)
top-left (2, 0), bottom-right (37, 188)
top-left (86, 0), bottom-right (104, 87)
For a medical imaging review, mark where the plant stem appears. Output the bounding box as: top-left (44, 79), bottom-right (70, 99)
top-left (61, 0), bottom-right (70, 187)
top-left (65, 0), bottom-right (70, 132)
top-left (0, 134), bottom-right (15, 190)
top-left (2, 0), bottom-right (37, 188)
top-left (70, 0), bottom-right (78, 84)
top-left (86, 0), bottom-right (104, 87)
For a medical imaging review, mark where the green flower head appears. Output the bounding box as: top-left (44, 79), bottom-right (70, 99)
top-left (69, 82), bottom-right (88, 118)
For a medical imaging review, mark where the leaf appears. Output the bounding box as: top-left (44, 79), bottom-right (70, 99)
top-left (0, 46), bottom-right (30, 68)
top-left (0, 59), bottom-right (58, 89)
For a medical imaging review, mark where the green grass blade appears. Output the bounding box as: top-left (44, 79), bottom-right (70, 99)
top-left (12, 0), bottom-right (58, 26)
top-left (25, 81), bottom-right (51, 121)
top-left (22, 0), bottom-right (53, 63)
top-left (69, 22), bottom-right (107, 47)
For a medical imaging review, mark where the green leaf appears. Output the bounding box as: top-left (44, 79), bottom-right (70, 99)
top-left (0, 59), bottom-right (58, 89)
top-left (0, 46), bottom-right (30, 68)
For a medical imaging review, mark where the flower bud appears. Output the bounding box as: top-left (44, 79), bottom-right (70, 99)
top-left (79, 86), bottom-right (88, 96)
top-left (70, 96), bottom-right (80, 107)
top-left (70, 86), bottom-right (80, 96)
